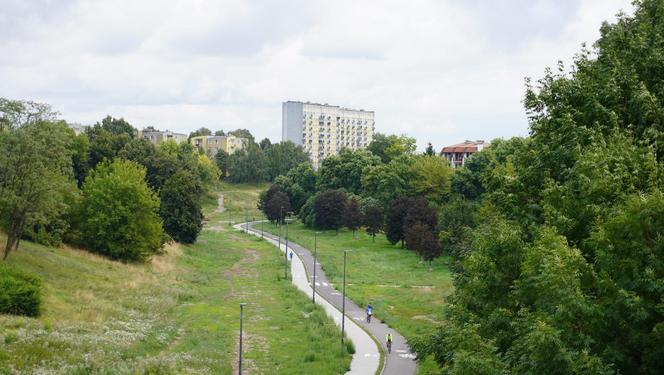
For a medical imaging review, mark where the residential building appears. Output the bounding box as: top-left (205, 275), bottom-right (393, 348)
top-left (440, 140), bottom-right (488, 168)
top-left (138, 129), bottom-right (188, 145)
top-left (190, 135), bottom-right (248, 156)
top-left (282, 101), bottom-right (375, 168)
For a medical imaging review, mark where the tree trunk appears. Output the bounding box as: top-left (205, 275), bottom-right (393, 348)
top-left (3, 233), bottom-right (17, 260)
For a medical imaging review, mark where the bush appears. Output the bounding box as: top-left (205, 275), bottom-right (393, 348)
top-left (0, 265), bottom-right (42, 316)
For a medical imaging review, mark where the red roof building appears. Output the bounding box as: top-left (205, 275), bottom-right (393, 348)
top-left (440, 140), bottom-right (488, 168)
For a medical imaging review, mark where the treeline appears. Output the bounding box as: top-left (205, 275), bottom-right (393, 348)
top-left (411, 2), bottom-right (662, 374)
top-left (259, 133), bottom-right (452, 263)
top-left (0, 106), bottom-right (218, 265)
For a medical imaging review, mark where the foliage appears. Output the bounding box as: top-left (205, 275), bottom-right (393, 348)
top-left (265, 141), bottom-right (310, 181)
top-left (313, 189), bottom-right (347, 232)
top-left (361, 156), bottom-right (413, 206)
top-left (227, 128), bottom-right (255, 144)
top-left (408, 155), bottom-right (453, 204)
top-left (344, 197), bottom-right (363, 236)
top-left (0, 121), bottom-right (75, 259)
top-left (259, 137), bottom-right (272, 150)
top-left (0, 264), bottom-right (41, 316)
top-left (97, 116), bottom-right (135, 138)
top-left (81, 159), bottom-right (163, 261)
top-left (188, 127), bottom-right (212, 139)
top-left (298, 195), bottom-right (317, 228)
top-left (366, 133), bottom-right (417, 163)
top-left (265, 191), bottom-right (290, 224)
top-left (271, 162), bottom-right (317, 214)
top-left (361, 198), bottom-right (384, 241)
top-left (159, 169), bottom-right (204, 244)
top-left (214, 149), bottom-right (229, 178)
top-left (0, 97), bottom-right (58, 131)
top-left (385, 197), bottom-right (411, 247)
top-left (404, 223), bottom-right (441, 264)
top-left (317, 149), bottom-right (380, 195)
top-left (86, 125), bottom-right (132, 169)
top-left (196, 154), bottom-right (221, 189)
top-left (438, 195), bottom-right (478, 263)
top-left (424, 142), bottom-right (436, 156)
top-left (226, 145), bottom-right (269, 183)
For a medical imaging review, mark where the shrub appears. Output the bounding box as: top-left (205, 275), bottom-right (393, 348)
top-left (0, 265), bottom-right (42, 316)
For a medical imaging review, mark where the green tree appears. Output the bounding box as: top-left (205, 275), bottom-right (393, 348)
top-left (405, 223), bottom-right (441, 265)
top-left (385, 197), bottom-right (411, 247)
top-left (259, 137), bottom-right (272, 150)
top-left (97, 116), bottom-right (135, 138)
top-left (228, 128), bottom-right (255, 144)
top-left (214, 129), bottom-right (225, 136)
top-left (226, 146), bottom-right (269, 183)
top-left (317, 149), bottom-right (380, 195)
top-left (215, 149), bottom-right (229, 178)
top-left (424, 142), bottom-right (436, 156)
top-left (265, 141), bottom-right (310, 181)
top-left (265, 191), bottom-right (290, 224)
top-left (361, 156), bottom-right (414, 206)
top-left (409, 155), bottom-right (453, 204)
top-left (367, 133), bottom-right (417, 163)
top-left (0, 98), bottom-right (58, 131)
top-left (188, 127), bottom-right (212, 140)
top-left (81, 159), bottom-right (163, 261)
top-left (0, 121), bottom-right (75, 259)
top-left (196, 154), bottom-right (221, 189)
top-left (160, 169), bottom-right (204, 244)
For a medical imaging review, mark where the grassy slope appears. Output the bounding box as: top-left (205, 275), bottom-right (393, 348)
top-left (265, 222), bottom-right (453, 375)
top-left (0, 185), bottom-right (349, 374)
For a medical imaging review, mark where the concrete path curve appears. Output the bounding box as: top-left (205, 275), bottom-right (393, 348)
top-left (236, 222), bottom-right (418, 375)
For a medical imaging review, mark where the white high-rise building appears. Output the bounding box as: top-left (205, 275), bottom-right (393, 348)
top-left (282, 101), bottom-right (375, 168)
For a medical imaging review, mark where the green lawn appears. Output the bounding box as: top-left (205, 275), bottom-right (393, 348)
top-left (205, 182), bottom-right (268, 228)
top-left (0, 185), bottom-right (350, 374)
top-left (265, 222), bottom-right (453, 375)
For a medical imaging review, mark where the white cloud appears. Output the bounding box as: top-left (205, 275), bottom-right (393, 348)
top-left (0, 0), bottom-right (633, 149)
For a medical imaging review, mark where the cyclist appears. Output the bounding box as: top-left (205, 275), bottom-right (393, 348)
top-left (366, 303), bottom-right (373, 323)
top-left (386, 332), bottom-right (393, 354)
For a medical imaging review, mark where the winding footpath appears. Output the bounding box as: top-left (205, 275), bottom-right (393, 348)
top-left (235, 221), bottom-right (417, 375)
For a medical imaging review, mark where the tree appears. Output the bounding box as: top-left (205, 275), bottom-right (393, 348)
top-left (385, 197), bottom-right (411, 247)
top-left (424, 142), bottom-right (436, 156)
top-left (409, 155), bottom-right (453, 204)
top-left (313, 189), bottom-right (347, 233)
top-left (344, 197), bottom-right (363, 237)
top-left (367, 133), bottom-right (417, 163)
top-left (70, 132), bottom-right (90, 187)
top-left (86, 125), bottom-right (132, 169)
top-left (160, 169), bottom-right (204, 244)
top-left (265, 191), bottom-right (290, 224)
top-left (362, 198), bottom-right (384, 242)
top-left (273, 164), bottom-right (317, 214)
top-left (214, 130), bottom-right (225, 136)
top-left (0, 121), bottom-right (75, 259)
top-left (228, 128), bottom-right (255, 144)
top-left (97, 116), bottom-right (135, 138)
top-left (196, 154), bottom-right (221, 189)
top-left (317, 149), bottom-right (380, 195)
top-left (258, 185), bottom-right (281, 213)
top-left (405, 223), bottom-right (441, 265)
top-left (188, 127), bottom-right (212, 140)
top-left (0, 98), bottom-right (58, 131)
top-left (361, 156), bottom-right (414, 206)
top-left (81, 159), bottom-right (163, 261)
top-left (214, 149), bottom-right (229, 178)
top-left (259, 137), bottom-right (272, 150)
top-left (226, 146), bottom-right (269, 183)
top-left (265, 141), bottom-right (310, 181)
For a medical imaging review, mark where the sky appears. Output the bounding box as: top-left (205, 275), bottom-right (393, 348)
top-left (0, 0), bottom-right (634, 150)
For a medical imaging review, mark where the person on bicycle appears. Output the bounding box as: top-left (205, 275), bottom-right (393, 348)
top-left (386, 333), bottom-right (393, 353)
top-left (366, 303), bottom-right (373, 323)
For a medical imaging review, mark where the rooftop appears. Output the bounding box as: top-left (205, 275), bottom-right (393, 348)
top-left (440, 140), bottom-right (487, 153)
top-left (284, 100), bottom-right (374, 113)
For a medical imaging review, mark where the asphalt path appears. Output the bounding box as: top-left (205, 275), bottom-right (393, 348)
top-left (241, 221), bottom-right (417, 375)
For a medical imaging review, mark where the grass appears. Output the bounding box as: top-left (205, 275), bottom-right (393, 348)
top-left (0, 183), bottom-right (350, 374)
top-left (264, 222), bottom-right (454, 375)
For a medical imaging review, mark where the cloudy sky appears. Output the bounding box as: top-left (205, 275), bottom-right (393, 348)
top-left (1, 0), bottom-right (633, 149)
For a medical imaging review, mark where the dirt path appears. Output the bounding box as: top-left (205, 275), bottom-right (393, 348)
top-left (215, 193), bottom-right (225, 213)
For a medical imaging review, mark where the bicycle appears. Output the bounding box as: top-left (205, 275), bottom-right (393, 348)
top-left (386, 340), bottom-right (392, 354)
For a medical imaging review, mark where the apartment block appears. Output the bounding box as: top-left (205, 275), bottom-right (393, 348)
top-left (440, 140), bottom-right (488, 168)
top-left (190, 135), bottom-right (248, 156)
top-left (138, 130), bottom-right (188, 145)
top-left (282, 101), bottom-right (375, 168)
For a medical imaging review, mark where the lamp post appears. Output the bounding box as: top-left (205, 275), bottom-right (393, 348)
top-left (245, 208), bottom-right (248, 232)
top-left (238, 302), bottom-right (247, 375)
top-left (312, 231), bottom-right (319, 304)
top-left (261, 214), bottom-right (264, 239)
top-left (284, 212), bottom-right (291, 280)
top-left (341, 249), bottom-right (349, 352)
top-left (278, 206), bottom-right (283, 253)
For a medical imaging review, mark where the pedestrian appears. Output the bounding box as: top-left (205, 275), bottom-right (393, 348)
top-left (289, 251), bottom-right (293, 261)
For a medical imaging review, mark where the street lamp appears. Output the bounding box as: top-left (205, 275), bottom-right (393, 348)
top-left (341, 249), bottom-right (350, 352)
top-left (238, 302), bottom-right (247, 375)
top-left (284, 212), bottom-right (293, 280)
top-left (245, 208), bottom-right (248, 232)
top-left (278, 206), bottom-right (283, 253)
top-left (261, 213), bottom-right (264, 239)
top-left (312, 231), bottom-right (320, 304)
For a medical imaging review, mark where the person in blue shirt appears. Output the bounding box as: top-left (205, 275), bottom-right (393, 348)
top-left (366, 303), bottom-right (373, 323)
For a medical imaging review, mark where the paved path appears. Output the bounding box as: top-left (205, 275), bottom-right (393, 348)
top-left (237, 221), bottom-right (418, 375)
